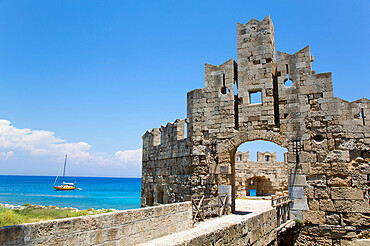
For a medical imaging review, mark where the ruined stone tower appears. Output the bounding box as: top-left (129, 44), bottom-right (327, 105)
top-left (142, 16), bottom-right (369, 242)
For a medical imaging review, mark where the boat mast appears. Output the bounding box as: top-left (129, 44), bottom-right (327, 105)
top-left (62, 154), bottom-right (67, 184)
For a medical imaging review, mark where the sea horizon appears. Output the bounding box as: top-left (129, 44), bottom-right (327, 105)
top-left (0, 174), bottom-right (141, 179)
top-left (0, 175), bottom-right (142, 210)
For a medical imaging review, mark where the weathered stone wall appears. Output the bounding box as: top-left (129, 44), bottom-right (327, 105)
top-left (141, 15), bottom-right (370, 243)
top-left (235, 150), bottom-right (288, 197)
top-left (142, 208), bottom-right (278, 246)
top-left (0, 202), bottom-right (192, 246)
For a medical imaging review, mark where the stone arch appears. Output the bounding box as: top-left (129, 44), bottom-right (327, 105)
top-left (216, 130), bottom-right (291, 212)
top-left (217, 130), bottom-right (289, 155)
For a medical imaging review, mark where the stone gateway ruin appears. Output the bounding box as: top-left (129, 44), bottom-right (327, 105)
top-left (235, 150), bottom-right (288, 197)
top-left (141, 16), bottom-right (369, 243)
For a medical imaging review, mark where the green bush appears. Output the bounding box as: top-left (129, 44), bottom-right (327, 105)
top-left (0, 208), bottom-right (24, 227)
top-left (294, 218), bottom-right (303, 227)
top-left (0, 205), bottom-right (112, 227)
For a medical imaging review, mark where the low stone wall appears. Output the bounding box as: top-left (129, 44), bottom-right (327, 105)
top-left (0, 202), bottom-right (192, 246)
top-left (143, 208), bottom-right (278, 245)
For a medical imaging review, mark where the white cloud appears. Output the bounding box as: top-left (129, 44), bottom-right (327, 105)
top-left (0, 151), bottom-right (14, 160)
top-left (115, 149), bottom-right (142, 166)
top-left (0, 119), bottom-right (142, 166)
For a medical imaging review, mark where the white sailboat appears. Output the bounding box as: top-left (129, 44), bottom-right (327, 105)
top-left (53, 154), bottom-right (76, 190)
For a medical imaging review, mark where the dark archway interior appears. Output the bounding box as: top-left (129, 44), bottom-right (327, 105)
top-left (245, 177), bottom-right (273, 196)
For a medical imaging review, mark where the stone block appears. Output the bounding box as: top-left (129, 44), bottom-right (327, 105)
top-left (0, 226), bottom-right (23, 245)
top-left (289, 186), bottom-right (305, 199)
top-left (154, 205), bottom-right (163, 217)
top-left (315, 186), bottom-right (331, 199)
top-left (119, 237), bottom-right (127, 246)
top-left (289, 175), bottom-right (307, 186)
top-left (352, 175), bottom-right (368, 187)
top-left (99, 213), bottom-right (114, 229)
top-left (304, 186), bottom-right (314, 198)
top-left (307, 174), bottom-right (327, 187)
top-left (331, 187), bottom-right (364, 200)
top-left (334, 199), bottom-right (370, 213)
top-left (50, 236), bottom-right (68, 246)
top-left (113, 211), bottom-right (132, 226)
top-left (346, 239), bottom-right (370, 246)
top-left (121, 223), bottom-right (137, 237)
top-left (308, 199), bottom-right (319, 211)
top-left (302, 210), bottom-right (325, 225)
top-left (324, 150), bottom-right (350, 163)
top-left (142, 207), bottom-right (155, 218)
top-left (319, 199), bottom-right (336, 212)
top-left (105, 227), bottom-right (120, 241)
top-left (300, 151), bottom-right (317, 163)
top-left (30, 221), bottom-right (57, 240)
top-left (55, 218), bottom-right (81, 235)
top-left (310, 162), bottom-right (331, 175)
top-left (69, 231), bottom-right (92, 245)
top-left (93, 230), bottom-right (104, 244)
top-left (162, 204), bottom-right (172, 215)
top-left (327, 175), bottom-right (351, 187)
top-left (342, 213), bottom-right (370, 227)
top-left (291, 198), bottom-right (308, 210)
top-left (326, 213), bottom-right (341, 225)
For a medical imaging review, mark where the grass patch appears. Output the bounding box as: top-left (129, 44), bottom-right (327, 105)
top-left (0, 205), bottom-right (113, 227)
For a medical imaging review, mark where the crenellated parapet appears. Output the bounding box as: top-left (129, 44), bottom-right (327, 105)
top-left (160, 119), bottom-right (185, 144)
top-left (142, 119), bottom-right (191, 163)
top-left (256, 151), bottom-right (276, 162)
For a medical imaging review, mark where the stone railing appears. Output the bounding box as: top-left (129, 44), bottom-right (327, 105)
top-left (0, 202), bottom-right (192, 246)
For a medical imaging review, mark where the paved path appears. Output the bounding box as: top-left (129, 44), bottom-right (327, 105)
top-left (235, 198), bottom-right (272, 213)
top-left (141, 199), bottom-right (274, 246)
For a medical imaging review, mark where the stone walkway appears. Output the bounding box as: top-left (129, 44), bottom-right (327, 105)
top-left (140, 199), bottom-right (273, 246)
top-left (235, 198), bottom-right (272, 212)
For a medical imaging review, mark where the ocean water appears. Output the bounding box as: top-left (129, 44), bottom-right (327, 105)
top-left (0, 175), bottom-right (141, 210)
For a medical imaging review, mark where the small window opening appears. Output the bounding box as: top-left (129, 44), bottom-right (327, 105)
top-left (360, 109), bottom-right (366, 126)
top-left (253, 60), bottom-right (260, 65)
top-left (265, 155), bottom-right (270, 161)
top-left (221, 87), bottom-right (229, 94)
top-left (284, 64), bottom-right (293, 87)
top-left (266, 58), bottom-right (272, 63)
top-left (313, 134), bottom-right (324, 143)
top-left (221, 74), bottom-right (229, 94)
top-left (237, 155), bottom-right (242, 161)
top-left (284, 77), bottom-right (293, 87)
top-left (234, 80), bottom-right (239, 130)
top-left (250, 179), bottom-right (254, 185)
top-left (360, 110), bottom-right (364, 118)
top-left (249, 90), bottom-right (262, 104)
top-left (184, 122), bottom-right (188, 139)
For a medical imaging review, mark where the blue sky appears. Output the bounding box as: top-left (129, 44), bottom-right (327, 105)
top-left (0, 0), bottom-right (369, 177)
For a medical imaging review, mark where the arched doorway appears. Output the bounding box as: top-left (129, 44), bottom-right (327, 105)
top-left (219, 130), bottom-right (290, 212)
top-left (234, 140), bottom-right (288, 200)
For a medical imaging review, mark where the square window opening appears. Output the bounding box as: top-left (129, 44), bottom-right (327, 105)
top-left (249, 90), bottom-right (262, 104)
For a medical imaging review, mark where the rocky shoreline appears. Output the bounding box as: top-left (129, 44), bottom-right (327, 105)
top-left (0, 202), bottom-right (119, 213)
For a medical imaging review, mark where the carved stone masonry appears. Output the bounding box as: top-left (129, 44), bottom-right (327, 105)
top-left (142, 15), bottom-right (369, 243)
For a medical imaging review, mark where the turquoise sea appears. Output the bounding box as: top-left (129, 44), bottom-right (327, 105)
top-left (0, 175), bottom-right (141, 210)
